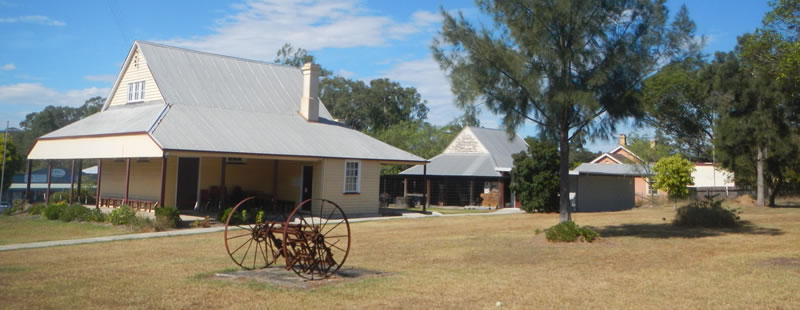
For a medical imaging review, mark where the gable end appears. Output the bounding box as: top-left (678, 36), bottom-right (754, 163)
top-left (105, 43), bottom-right (164, 108)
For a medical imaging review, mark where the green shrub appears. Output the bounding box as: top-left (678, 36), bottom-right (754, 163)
top-left (109, 206), bottom-right (137, 225)
top-left (219, 207), bottom-right (245, 225)
top-left (129, 216), bottom-right (155, 232)
top-left (545, 221), bottom-right (599, 242)
top-left (86, 208), bottom-right (106, 222)
top-left (2, 199), bottom-right (27, 215)
top-left (59, 204), bottom-right (91, 222)
top-left (44, 203), bottom-right (67, 220)
top-left (673, 198), bottom-right (741, 228)
top-left (49, 191), bottom-right (70, 204)
top-left (154, 207), bottom-right (181, 230)
top-left (28, 203), bottom-right (47, 215)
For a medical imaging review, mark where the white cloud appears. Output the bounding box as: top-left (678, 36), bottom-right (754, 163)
top-left (84, 74), bottom-right (117, 83)
top-left (0, 15), bottom-right (65, 26)
top-left (158, 0), bottom-right (439, 61)
top-left (381, 57), bottom-right (502, 127)
top-left (0, 63), bottom-right (14, 71)
top-left (0, 83), bottom-right (109, 107)
top-left (335, 69), bottom-right (355, 79)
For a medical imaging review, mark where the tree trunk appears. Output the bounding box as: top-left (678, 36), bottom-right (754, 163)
top-left (768, 179), bottom-right (781, 207)
top-left (756, 145), bottom-right (765, 206)
top-left (558, 123), bottom-right (571, 223)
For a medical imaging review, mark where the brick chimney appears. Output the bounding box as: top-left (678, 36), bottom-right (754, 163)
top-left (300, 62), bottom-right (320, 122)
top-left (618, 134), bottom-right (626, 146)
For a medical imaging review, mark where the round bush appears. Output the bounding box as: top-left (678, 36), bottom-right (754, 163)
top-left (28, 203), bottom-right (47, 215)
top-left (154, 207), bottom-right (181, 230)
top-left (545, 221), bottom-right (599, 242)
top-left (109, 206), bottom-right (137, 225)
top-left (673, 199), bottom-right (740, 228)
top-left (59, 204), bottom-right (91, 222)
top-left (44, 203), bottom-right (67, 220)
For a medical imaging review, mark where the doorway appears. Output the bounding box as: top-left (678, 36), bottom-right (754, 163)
top-left (176, 158), bottom-right (199, 210)
top-left (301, 165), bottom-right (313, 210)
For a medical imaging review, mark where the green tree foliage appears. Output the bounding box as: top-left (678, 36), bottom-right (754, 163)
top-left (652, 154), bottom-right (695, 202)
top-left (0, 135), bottom-right (23, 194)
top-left (510, 138), bottom-right (559, 213)
top-left (275, 43), bottom-right (429, 132)
top-left (321, 77), bottom-right (429, 132)
top-left (643, 58), bottom-right (723, 161)
top-left (712, 2), bottom-right (800, 206)
top-left (16, 96), bottom-right (105, 159)
top-left (763, 0), bottom-right (800, 82)
top-left (368, 121), bottom-right (461, 174)
top-left (432, 0), bottom-right (699, 222)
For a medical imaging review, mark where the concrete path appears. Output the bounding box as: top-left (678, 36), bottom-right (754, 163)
top-left (0, 208), bottom-right (526, 252)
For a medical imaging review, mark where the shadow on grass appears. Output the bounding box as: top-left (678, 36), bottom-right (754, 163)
top-left (590, 221), bottom-right (783, 239)
top-left (770, 203), bottom-right (800, 209)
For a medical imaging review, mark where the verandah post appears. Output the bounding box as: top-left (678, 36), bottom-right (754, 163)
top-left (45, 161), bottom-right (52, 205)
top-left (69, 159), bottom-right (75, 204)
top-left (124, 158), bottom-right (131, 205)
top-left (96, 159), bottom-right (102, 208)
top-left (160, 155), bottom-right (167, 208)
top-left (25, 160), bottom-right (31, 203)
top-left (220, 157), bottom-right (226, 208)
top-left (76, 160), bottom-right (82, 203)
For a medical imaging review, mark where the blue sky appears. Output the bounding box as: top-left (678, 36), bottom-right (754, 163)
top-left (0, 0), bottom-right (770, 152)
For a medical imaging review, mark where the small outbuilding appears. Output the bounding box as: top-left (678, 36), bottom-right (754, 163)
top-left (569, 163), bottom-right (638, 212)
top-left (384, 126), bottom-right (528, 208)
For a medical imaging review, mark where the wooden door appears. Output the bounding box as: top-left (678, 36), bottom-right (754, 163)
top-left (176, 158), bottom-right (199, 210)
top-left (301, 166), bottom-right (313, 209)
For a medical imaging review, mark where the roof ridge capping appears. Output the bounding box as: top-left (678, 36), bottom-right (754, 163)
top-left (134, 40), bottom-right (301, 70)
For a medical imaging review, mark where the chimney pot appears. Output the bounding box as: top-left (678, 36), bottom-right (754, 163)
top-left (618, 134), bottom-right (626, 146)
top-left (300, 62), bottom-right (321, 122)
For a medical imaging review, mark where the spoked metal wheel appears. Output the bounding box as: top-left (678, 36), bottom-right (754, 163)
top-left (283, 199), bottom-right (351, 280)
top-left (224, 197), bottom-right (282, 270)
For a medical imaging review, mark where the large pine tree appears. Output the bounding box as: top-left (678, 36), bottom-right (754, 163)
top-left (432, 0), bottom-right (699, 222)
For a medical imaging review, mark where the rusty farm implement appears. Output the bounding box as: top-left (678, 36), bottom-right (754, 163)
top-left (223, 197), bottom-right (351, 280)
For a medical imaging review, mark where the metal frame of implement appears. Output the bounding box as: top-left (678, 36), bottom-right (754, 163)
top-left (223, 197), bottom-right (351, 280)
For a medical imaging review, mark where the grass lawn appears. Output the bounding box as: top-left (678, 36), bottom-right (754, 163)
top-left (0, 215), bottom-right (129, 245)
top-left (0, 202), bottom-right (798, 309)
top-left (406, 206), bottom-right (493, 214)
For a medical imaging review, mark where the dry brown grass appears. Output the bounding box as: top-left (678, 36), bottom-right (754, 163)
top-left (0, 202), bottom-right (798, 309)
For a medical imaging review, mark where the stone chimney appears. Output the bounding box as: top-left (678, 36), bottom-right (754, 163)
top-left (300, 62), bottom-right (321, 122)
top-left (618, 134), bottom-right (626, 146)
top-left (649, 139), bottom-right (656, 149)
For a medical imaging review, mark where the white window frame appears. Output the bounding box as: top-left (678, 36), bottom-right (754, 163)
top-left (127, 81), bottom-right (146, 103)
top-left (343, 160), bottom-right (361, 194)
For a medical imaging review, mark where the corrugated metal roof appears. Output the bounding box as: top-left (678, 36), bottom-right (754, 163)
top-left (400, 153), bottom-right (499, 177)
top-left (400, 126), bottom-right (527, 176)
top-left (151, 105), bottom-right (424, 162)
top-left (41, 101), bottom-right (166, 138)
top-left (137, 41), bottom-right (333, 119)
top-left (467, 127), bottom-right (528, 169)
top-left (570, 163), bottom-right (649, 176)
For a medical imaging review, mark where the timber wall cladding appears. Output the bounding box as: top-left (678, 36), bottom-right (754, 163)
top-left (319, 159), bottom-right (381, 216)
top-left (108, 48), bottom-right (164, 107)
top-left (444, 128), bottom-right (488, 154)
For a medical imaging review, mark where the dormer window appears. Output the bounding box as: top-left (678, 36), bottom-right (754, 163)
top-left (127, 81), bottom-right (146, 103)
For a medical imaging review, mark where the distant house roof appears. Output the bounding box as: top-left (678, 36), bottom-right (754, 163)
top-left (569, 163), bottom-right (649, 176)
top-left (590, 145), bottom-right (641, 164)
top-left (400, 127), bottom-right (527, 177)
top-left (31, 41), bottom-right (424, 163)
